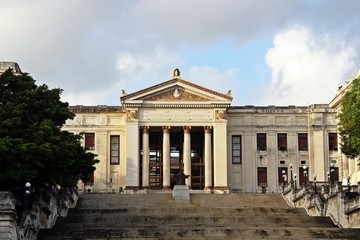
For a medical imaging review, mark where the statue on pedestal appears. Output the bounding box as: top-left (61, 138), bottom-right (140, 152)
top-left (174, 169), bottom-right (189, 185)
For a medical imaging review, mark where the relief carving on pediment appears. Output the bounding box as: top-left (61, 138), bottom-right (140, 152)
top-left (144, 89), bottom-right (208, 101)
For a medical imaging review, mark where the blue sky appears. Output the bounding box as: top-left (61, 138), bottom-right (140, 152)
top-left (1, 0), bottom-right (359, 106)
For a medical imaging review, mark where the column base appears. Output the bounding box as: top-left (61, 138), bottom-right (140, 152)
top-left (213, 186), bottom-right (229, 194)
top-left (125, 186), bottom-right (141, 191)
top-left (124, 186), bottom-right (142, 194)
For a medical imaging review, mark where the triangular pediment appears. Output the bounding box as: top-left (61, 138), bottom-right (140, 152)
top-left (121, 77), bottom-right (232, 107)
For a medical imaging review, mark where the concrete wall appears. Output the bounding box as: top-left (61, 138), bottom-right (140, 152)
top-left (282, 183), bottom-right (360, 228)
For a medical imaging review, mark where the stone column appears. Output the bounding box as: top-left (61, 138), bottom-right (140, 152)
top-left (183, 126), bottom-right (191, 187)
top-left (204, 126), bottom-right (212, 190)
top-left (340, 155), bottom-right (348, 181)
top-left (213, 121), bottom-right (228, 191)
top-left (142, 126), bottom-right (150, 189)
top-left (349, 158), bottom-right (355, 175)
top-left (162, 126), bottom-right (171, 189)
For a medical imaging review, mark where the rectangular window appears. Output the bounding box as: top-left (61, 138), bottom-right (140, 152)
top-left (232, 135), bottom-right (241, 164)
top-left (85, 133), bottom-right (95, 150)
top-left (257, 133), bottom-right (267, 151)
top-left (110, 135), bottom-right (120, 165)
top-left (277, 133), bottom-right (287, 151)
top-left (298, 133), bottom-right (308, 151)
top-left (258, 167), bottom-right (267, 186)
top-left (329, 133), bottom-right (338, 151)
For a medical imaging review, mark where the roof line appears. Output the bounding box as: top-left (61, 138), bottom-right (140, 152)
top-left (120, 78), bottom-right (233, 101)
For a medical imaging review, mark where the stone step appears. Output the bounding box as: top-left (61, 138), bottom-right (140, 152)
top-left (70, 206), bottom-right (307, 216)
top-left (38, 226), bottom-right (360, 240)
top-left (37, 193), bottom-right (359, 239)
top-left (59, 214), bottom-right (335, 228)
top-left (76, 193), bottom-right (290, 209)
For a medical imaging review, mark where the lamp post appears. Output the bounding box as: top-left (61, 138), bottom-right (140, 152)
top-left (294, 173), bottom-right (297, 191)
top-left (330, 162), bottom-right (335, 184)
top-left (290, 163), bottom-right (293, 187)
top-left (282, 170), bottom-right (286, 190)
top-left (346, 175), bottom-right (351, 195)
top-left (25, 182), bottom-right (32, 210)
top-left (313, 175), bottom-right (317, 194)
top-left (302, 165), bottom-right (307, 186)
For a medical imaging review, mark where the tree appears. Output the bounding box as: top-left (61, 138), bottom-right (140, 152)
top-left (338, 75), bottom-right (360, 159)
top-left (0, 69), bottom-right (99, 192)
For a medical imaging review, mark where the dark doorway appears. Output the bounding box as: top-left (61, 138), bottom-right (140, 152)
top-left (142, 126), bottom-right (207, 190)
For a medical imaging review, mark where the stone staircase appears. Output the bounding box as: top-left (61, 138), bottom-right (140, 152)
top-left (37, 192), bottom-right (360, 239)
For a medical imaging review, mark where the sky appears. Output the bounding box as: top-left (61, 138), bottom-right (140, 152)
top-left (1, 0), bottom-right (360, 106)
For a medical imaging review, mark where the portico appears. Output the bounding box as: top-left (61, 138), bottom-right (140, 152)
top-left (121, 69), bottom-right (232, 191)
top-left (139, 125), bottom-right (214, 190)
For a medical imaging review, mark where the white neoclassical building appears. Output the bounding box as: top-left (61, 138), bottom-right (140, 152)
top-left (63, 69), bottom-right (345, 193)
top-left (329, 71), bottom-right (360, 186)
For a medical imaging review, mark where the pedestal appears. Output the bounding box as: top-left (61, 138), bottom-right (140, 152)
top-left (172, 185), bottom-right (190, 200)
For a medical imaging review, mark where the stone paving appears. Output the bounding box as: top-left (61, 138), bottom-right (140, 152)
top-left (37, 192), bottom-right (360, 239)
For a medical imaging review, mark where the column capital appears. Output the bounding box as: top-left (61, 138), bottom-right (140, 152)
top-left (163, 126), bottom-right (171, 133)
top-left (142, 126), bottom-right (149, 134)
top-left (183, 126), bottom-right (191, 133)
top-left (204, 126), bottom-right (212, 134)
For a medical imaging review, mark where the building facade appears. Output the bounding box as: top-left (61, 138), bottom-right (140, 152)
top-left (63, 69), bottom-right (342, 193)
top-left (329, 71), bottom-right (360, 185)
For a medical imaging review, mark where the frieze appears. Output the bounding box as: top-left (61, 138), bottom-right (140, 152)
top-left (140, 109), bottom-right (213, 122)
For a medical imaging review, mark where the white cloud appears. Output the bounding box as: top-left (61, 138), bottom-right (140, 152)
top-left (185, 66), bottom-right (242, 101)
top-left (115, 47), bottom-right (183, 91)
top-left (1, 1), bottom-right (360, 107)
top-left (61, 80), bottom-right (126, 106)
top-left (263, 25), bottom-right (357, 105)
top-left (129, 0), bottom-right (299, 44)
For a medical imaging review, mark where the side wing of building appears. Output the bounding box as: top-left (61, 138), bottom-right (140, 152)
top-left (63, 106), bottom-right (127, 192)
top-left (227, 105), bottom-right (339, 193)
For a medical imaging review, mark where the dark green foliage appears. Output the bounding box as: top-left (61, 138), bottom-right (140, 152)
top-left (0, 69), bottom-right (99, 192)
top-left (338, 76), bottom-right (360, 159)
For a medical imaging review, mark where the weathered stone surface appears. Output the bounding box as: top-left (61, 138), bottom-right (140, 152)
top-left (0, 62), bottom-right (22, 74)
top-left (0, 192), bottom-right (18, 240)
top-left (37, 193), bottom-right (360, 239)
top-left (172, 185), bottom-right (190, 200)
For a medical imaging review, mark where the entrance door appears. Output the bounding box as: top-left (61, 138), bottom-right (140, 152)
top-left (190, 130), bottom-right (205, 190)
top-left (145, 126), bottom-right (207, 190)
top-left (149, 147), bottom-right (162, 189)
top-left (147, 128), bottom-right (184, 189)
